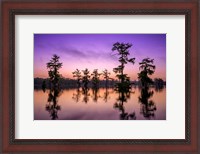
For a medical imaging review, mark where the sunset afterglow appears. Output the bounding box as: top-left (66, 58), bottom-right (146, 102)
top-left (34, 34), bottom-right (166, 81)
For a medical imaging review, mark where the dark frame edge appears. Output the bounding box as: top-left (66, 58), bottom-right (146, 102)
top-left (9, 8), bottom-right (191, 145)
top-left (0, 1), bottom-right (3, 154)
top-left (0, 0), bottom-right (200, 153)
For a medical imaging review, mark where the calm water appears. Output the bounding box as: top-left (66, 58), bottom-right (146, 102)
top-left (34, 87), bottom-right (166, 120)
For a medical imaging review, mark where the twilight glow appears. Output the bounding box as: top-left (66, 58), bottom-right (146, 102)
top-left (34, 34), bottom-right (166, 81)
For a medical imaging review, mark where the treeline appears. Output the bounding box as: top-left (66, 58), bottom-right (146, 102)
top-left (133, 79), bottom-right (166, 87)
top-left (34, 77), bottom-right (116, 89)
top-left (34, 77), bottom-right (165, 89)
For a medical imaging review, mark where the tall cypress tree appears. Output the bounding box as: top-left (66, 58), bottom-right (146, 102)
top-left (91, 69), bottom-right (101, 88)
top-left (82, 68), bottom-right (90, 89)
top-left (112, 42), bottom-right (135, 92)
top-left (138, 58), bottom-right (155, 88)
top-left (102, 69), bottom-right (111, 88)
top-left (46, 54), bottom-right (62, 88)
top-left (72, 69), bottom-right (82, 88)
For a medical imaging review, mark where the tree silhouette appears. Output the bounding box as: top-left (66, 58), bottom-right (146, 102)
top-left (82, 68), bottom-right (90, 89)
top-left (91, 69), bottom-right (101, 88)
top-left (112, 42), bottom-right (135, 92)
top-left (46, 54), bottom-right (62, 89)
top-left (138, 58), bottom-right (155, 88)
top-left (102, 69), bottom-right (111, 88)
top-left (72, 69), bottom-right (82, 88)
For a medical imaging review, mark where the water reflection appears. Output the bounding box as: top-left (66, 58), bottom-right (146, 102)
top-left (45, 88), bottom-right (62, 120)
top-left (138, 87), bottom-right (157, 119)
top-left (82, 87), bottom-right (90, 103)
top-left (34, 87), bottom-right (166, 120)
top-left (72, 88), bottom-right (81, 103)
top-left (114, 90), bottom-right (136, 120)
top-left (103, 88), bottom-right (110, 103)
top-left (92, 87), bottom-right (101, 102)
top-left (155, 85), bottom-right (165, 92)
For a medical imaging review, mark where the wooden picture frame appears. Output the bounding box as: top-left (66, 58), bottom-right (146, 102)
top-left (1, 0), bottom-right (199, 153)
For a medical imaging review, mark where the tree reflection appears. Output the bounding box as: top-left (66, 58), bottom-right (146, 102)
top-left (114, 91), bottom-right (136, 120)
top-left (154, 78), bottom-right (165, 92)
top-left (103, 88), bottom-right (110, 103)
top-left (154, 86), bottom-right (164, 92)
top-left (72, 88), bottom-right (81, 103)
top-left (138, 87), bottom-right (157, 119)
top-left (82, 87), bottom-right (90, 103)
top-left (42, 80), bottom-right (46, 92)
top-left (92, 87), bottom-right (101, 102)
top-left (45, 88), bottom-right (61, 120)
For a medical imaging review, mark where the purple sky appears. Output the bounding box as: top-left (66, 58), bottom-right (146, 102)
top-left (34, 34), bottom-right (166, 80)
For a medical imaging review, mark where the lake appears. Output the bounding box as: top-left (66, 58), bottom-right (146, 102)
top-left (34, 87), bottom-right (166, 120)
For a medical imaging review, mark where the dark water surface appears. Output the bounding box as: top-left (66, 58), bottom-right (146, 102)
top-left (34, 87), bottom-right (166, 120)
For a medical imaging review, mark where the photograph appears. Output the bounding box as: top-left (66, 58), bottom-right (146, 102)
top-left (2, 1), bottom-right (199, 153)
top-left (34, 34), bottom-right (166, 120)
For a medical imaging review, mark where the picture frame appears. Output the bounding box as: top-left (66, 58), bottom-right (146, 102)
top-left (1, 0), bottom-right (199, 153)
